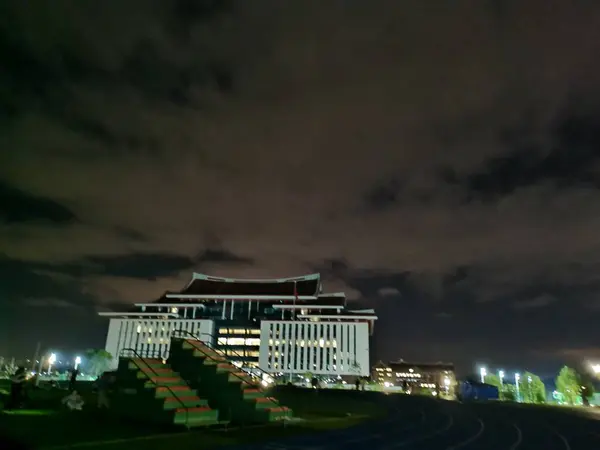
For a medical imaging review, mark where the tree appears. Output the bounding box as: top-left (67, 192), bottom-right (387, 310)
top-left (556, 366), bottom-right (581, 405)
top-left (519, 372), bottom-right (546, 404)
top-left (484, 374), bottom-right (515, 401)
top-left (484, 373), bottom-right (502, 388)
top-left (579, 373), bottom-right (595, 405)
top-left (501, 383), bottom-right (517, 402)
top-left (85, 349), bottom-right (113, 377)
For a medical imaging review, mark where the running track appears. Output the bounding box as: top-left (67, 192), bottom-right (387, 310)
top-left (235, 394), bottom-right (600, 450)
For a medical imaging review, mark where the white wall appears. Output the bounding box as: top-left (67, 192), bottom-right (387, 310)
top-left (258, 321), bottom-right (370, 376)
top-left (104, 318), bottom-right (214, 368)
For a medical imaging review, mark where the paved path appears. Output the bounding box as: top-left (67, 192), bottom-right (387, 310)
top-left (236, 395), bottom-right (600, 450)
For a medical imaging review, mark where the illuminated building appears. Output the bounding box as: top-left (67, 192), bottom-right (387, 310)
top-left (372, 360), bottom-right (456, 396)
top-left (99, 273), bottom-right (377, 376)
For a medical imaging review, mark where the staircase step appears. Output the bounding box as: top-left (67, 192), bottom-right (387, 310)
top-left (164, 396), bottom-right (208, 409)
top-left (243, 388), bottom-right (263, 398)
top-left (139, 367), bottom-right (173, 373)
top-left (216, 362), bottom-right (236, 370)
top-left (145, 376), bottom-right (185, 386)
top-left (131, 358), bottom-right (165, 367)
top-left (255, 396), bottom-right (279, 404)
top-left (175, 406), bottom-right (213, 414)
top-left (229, 372), bottom-right (255, 383)
top-left (137, 368), bottom-right (175, 378)
top-left (155, 385), bottom-right (195, 398)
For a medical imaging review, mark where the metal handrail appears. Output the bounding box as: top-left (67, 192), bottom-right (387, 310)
top-left (171, 330), bottom-right (288, 421)
top-left (120, 347), bottom-right (190, 428)
top-left (171, 329), bottom-right (273, 384)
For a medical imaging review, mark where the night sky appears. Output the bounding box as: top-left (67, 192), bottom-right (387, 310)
top-left (3, 1), bottom-right (600, 375)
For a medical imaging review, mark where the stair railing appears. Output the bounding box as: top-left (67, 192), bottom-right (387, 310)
top-left (119, 347), bottom-right (190, 428)
top-left (171, 329), bottom-right (273, 384)
top-left (171, 329), bottom-right (289, 423)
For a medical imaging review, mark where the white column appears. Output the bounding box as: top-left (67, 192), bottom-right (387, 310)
top-left (302, 323), bottom-right (309, 373)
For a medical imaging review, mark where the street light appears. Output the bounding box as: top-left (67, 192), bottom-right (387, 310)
top-left (480, 367), bottom-right (487, 383)
top-left (48, 353), bottom-right (57, 374)
top-left (74, 356), bottom-right (81, 370)
top-left (499, 370), bottom-right (505, 387)
top-left (592, 364), bottom-right (600, 375)
top-left (515, 373), bottom-right (521, 402)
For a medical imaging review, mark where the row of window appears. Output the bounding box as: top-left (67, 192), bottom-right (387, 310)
top-left (217, 338), bottom-right (261, 346)
top-left (218, 328), bottom-right (261, 335)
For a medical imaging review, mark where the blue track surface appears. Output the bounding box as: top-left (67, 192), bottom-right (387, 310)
top-left (232, 394), bottom-right (600, 449)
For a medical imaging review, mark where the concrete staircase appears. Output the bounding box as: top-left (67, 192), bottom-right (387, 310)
top-left (112, 357), bottom-right (221, 428)
top-left (169, 338), bottom-right (292, 425)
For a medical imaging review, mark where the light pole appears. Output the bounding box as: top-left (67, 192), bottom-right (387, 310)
top-left (74, 356), bottom-right (81, 370)
top-left (515, 373), bottom-right (520, 402)
top-left (498, 370), bottom-right (505, 388)
top-left (480, 367), bottom-right (487, 383)
top-left (48, 353), bottom-right (57, 374)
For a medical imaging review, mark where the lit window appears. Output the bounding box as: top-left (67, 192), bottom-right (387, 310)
top-left (218, 337), bottom-right (261, 346)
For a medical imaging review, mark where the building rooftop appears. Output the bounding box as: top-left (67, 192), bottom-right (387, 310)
top-left (375, 360), bottom-right (455, 371)
top-left (173, 272), bottom-right (321, 297)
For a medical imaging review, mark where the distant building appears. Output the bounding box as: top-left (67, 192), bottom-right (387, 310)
top-left (99, 272), bottom-right (377, 376)
top-left (372, 360), bottom-right (456, 397)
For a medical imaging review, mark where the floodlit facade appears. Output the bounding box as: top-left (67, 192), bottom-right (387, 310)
top-left (100, 273), bottom-right (377, 376)
top-left (372, 360), bottom-right (456, 397)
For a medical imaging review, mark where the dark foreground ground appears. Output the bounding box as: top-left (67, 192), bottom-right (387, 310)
top-left (0, 383), bottom-right (382, 449)
top-left (3, 383), bottom-right (600, 449)
top-left (234, 394), bottom-right (600, 450)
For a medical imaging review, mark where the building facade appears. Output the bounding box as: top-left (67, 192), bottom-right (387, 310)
top-left (100, 273), bottom-right (376, 376)
top-left (372, 360), bottom-right (456, 397)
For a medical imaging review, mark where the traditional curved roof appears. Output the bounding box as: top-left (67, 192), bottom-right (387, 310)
top-left (189, 273), bottom-right (320, 283)
top-left (179, 272), bottom-right (321, 296)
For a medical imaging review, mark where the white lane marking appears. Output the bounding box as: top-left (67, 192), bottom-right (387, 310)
top-left (508, 423), bottom-right (523, 450)
top-left (554, 431), bottom-right (572, 450)
top-left (341, 407), bottom-right (426, 445)
top-left (445, 418), bottom-right (485, 450)
top-left (386, 411), bottom-right (454, 449)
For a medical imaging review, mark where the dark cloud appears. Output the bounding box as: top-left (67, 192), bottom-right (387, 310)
top-left (0, 255), bottom-right (95, 311)
top-left (0, 180), bottom-right (76, 224)
top-left (363, 177), bottom-right (404, 211)
top-left (3, 0), bottom-right (600, 370)
top-left (455, 110), bottom-right (600, 202)
top-left (512, 294), bottom-right (557, 311)
top-left (196, 248), bottom-right (253, 265)
top-left (86, 253), bottom-right (195, 279)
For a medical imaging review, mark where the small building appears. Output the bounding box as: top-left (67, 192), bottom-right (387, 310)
top-left (99, 272), bottom-right (377, 377)
top-left (372, 360), bottom-right (456, 398)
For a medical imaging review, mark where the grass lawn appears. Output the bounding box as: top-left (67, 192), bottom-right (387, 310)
top-left (0, 384), bottom-right (386, 450)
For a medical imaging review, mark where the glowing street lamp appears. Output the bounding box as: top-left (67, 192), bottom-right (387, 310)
top-left (592, 364), bottom-right (600, 375)
top-left (74, 356), bottom-right (81, 370)
top-left (48, 353), bottom-right (57, 374)
top-left (480, 367), bottom-right (487, 383)
top-left (515, 373), bottom-right (521, 402)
